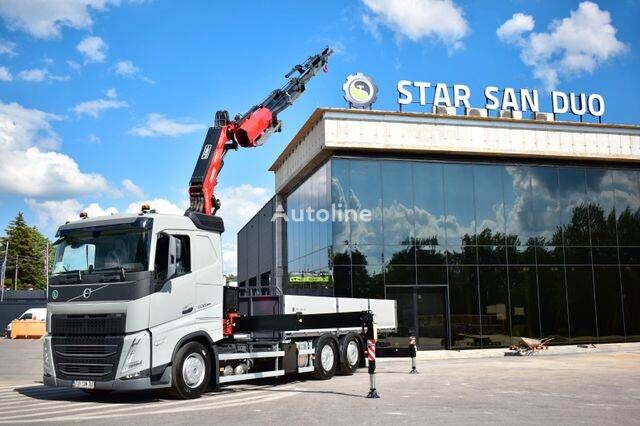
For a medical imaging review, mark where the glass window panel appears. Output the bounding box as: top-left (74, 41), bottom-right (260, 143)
top-left (382, 161), bottom-right (414, 245)
top-left (479, 266), bottom-right (511, 347)
top-left (564, 247), bottom-right (592, 265)
top-left (619, 247), bottom-right (640, 264)
top-left (477, 245), bottom-right (507, 265)
top-left (330, 244), bottom-right (350, 266)
top-left (509, 265), bottom-right (540, 340)
top-left (385, 264), bottom-right (416, 285)
top-left (413, 162), bottom-right (446, 246)
top-left (449, 266), bottom-right (481, 349)
top-left (558, 167), bottom-right (590, 246)
top-left (530, 166), bottom-right (562, 245)
top-left (537, 266), bottom-right (570, 341)
top-left (593, 266), bottom-right (624, 343)
top-left (446, 245), bottom-right (477, 266)
top-left (586, 168), bottom-right (617, 246)
top-left (384, 245), bottom-right (414, 265)
top-left (503, 166), bottom-right (534, 246)
top-left (621, 266), bottom-right (640, 341)
top-left (331, 159), bottom-right (350, 246)
top-left (416, 265), bottom-right (447, 285)
top-left (535, 246), bottom-right (563, 265)
top-left (444, 164), bottom-right (476, 246)
top-left (352, 244), bottom-right (384, 266)
top-left (415, 243), bottom-right (446, 265)
top-left (416, 287), bottom-right (447, 349)
top-left (591, 247), bottom-right (619, 264)
top-left (474, 165), bottom-right (506, 245)
top-left (507, 245), bottom-right (536, 264)
top-left (385, 287), bottom-right (415, 347)
top-left (352, 263), bottom-right (384, 299)
top-left (349, 160), bottom-right (382, 246)
top-left (565, 265), bottom-right (597, 343)
top-left (333, 265), bottom-right (351, 297)
top-left (613, 170), bottom-right (640, 246)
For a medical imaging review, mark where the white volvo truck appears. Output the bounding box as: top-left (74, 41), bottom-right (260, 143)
top-left (44, 210), bottom-right (396, 398)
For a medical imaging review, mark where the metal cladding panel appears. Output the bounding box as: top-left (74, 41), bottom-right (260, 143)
top-left (246, 220), bottom-right (259, 281)
top-left (237, 226), bottom-right (248, 283)
top-left (258, 198), bottom-right (275, 275)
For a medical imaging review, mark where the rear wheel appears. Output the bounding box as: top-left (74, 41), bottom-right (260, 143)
top-left (311, 335), bottom-right (338, 380)
top-left (168, 341), bottom-right (211, 399)
top-left (338, 333), bottom-right (361, 375)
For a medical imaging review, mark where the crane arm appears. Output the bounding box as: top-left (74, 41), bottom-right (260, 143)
top-left (188, 47), bottom-right (332, 216)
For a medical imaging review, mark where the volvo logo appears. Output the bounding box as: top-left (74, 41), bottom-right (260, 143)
top-left (82, 288), bottom-right (92, 299)
top-left (343, 73), bottom-right (378, 109)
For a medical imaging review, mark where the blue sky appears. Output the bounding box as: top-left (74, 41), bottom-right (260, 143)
top-left (0, 0), bottom-right (638, 273)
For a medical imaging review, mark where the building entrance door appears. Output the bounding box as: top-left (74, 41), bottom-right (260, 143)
top-left (416, 287), bottom-right (448, 350)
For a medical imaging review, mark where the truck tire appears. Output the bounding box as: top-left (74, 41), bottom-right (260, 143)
top-left (311, 335), bottom-right (338, 380)
top-left (337, 333), bottom-right (361, 375)
top-left (168, 341), bottom-right (211, 399)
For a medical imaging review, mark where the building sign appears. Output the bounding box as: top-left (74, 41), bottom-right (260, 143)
top-left (396, 81), bottom-right (605, 117)
top-left (343, 73), bottom-right (378, 109)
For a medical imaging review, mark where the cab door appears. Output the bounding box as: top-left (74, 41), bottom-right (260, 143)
top-left (148, 232), bottom-right (195, 328)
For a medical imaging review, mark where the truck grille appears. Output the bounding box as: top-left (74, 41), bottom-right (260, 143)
top-left (51, 313), bottom-right (126, 335)
top-left (52, 336), bottom-right (123, 381)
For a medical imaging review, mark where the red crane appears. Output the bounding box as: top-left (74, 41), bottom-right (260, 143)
top-left (188, 47), bottom-right (333, 216)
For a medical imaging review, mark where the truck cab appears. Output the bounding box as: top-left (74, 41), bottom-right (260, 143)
top-left (44, 209), bottom-right (226, 396)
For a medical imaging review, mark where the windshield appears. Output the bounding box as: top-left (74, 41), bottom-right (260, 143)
top-left (53, 228), bottom-right (151, 275)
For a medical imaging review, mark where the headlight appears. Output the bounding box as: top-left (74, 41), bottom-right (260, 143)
top-left (120, 336), bottom-right (143, 376)
top-left (43, 337), bottom-right (54, 377)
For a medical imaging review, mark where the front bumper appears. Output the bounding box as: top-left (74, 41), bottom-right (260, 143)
top-left (43, 374), bottom-right (163, 391)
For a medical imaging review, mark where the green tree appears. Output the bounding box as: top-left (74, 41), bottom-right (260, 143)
top-left (1, 213), bottom-right (53, 290)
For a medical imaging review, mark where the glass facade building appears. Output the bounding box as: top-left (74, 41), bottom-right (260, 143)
top-left (285, 156), bottom-right (640, 350)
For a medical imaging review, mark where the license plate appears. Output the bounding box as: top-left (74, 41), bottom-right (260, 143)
top-left (72, 380), bottom-right (95, 389)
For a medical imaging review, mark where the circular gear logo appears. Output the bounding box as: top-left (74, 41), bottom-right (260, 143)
top-left (343, 73), bottom-right (377, 108)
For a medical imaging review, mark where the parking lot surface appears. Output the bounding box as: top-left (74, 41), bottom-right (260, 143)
top-left (1, 339), bottom-right (639, 425)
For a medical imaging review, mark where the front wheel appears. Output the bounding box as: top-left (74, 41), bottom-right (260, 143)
top-left (311, 335), bottom-right (338, 380)
top-left (168, 341), bottom-right (211, 399)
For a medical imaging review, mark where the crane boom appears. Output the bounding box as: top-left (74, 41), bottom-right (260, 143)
top-left (188, 47), bottom-right (333, 216)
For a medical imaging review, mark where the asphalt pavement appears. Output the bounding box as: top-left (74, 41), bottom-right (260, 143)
top-left (1, 338), bottom-right (639, 425)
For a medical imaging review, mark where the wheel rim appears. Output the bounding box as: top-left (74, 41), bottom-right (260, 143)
top-left (320, 344), bottom-right (335, 371)
top-left (182, 352), bottom-right (206, 388)
top-left (346, 340), bottom-right (359, 366)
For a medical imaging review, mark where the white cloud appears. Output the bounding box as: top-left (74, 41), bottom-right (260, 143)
top-left (0, 39), bottom-right (16, 56)
top-left (0, 0), bottom-right (120, 39)
top-left (114, 59), bottom-right (138, 75)
top-left (497, 2), bottom-right (628, 90)
top-left (129, 113), bottom-right (204, 137)
top-left (17, 68), bottom-right (46, 81)
top-left (67, 60), bottom-right (81, 71)
top-left (71, 91), bottom-right (128, 118)
top-left (76, 36), bottom-right (107, 63)
top-left (122, 178), bottom-right (144, 198)
top-left (0, 66), bottom-right (12, 81)
top-left (125, 198), bottom-right (184, 215)
top-left (26, 198), bottom-right (118, 228)
top-left (87, 133), bottom-right (101, 144)
top-left (0, 100), bottom-right (109, 197)
top-left (497, 13), bottom-right (534, 43)
top-left (17, 67), bottom-right (70, 82)
top-left (361, 0), bottom-right (469, 50)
